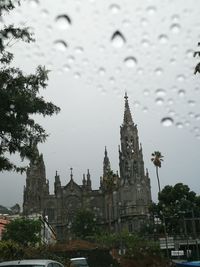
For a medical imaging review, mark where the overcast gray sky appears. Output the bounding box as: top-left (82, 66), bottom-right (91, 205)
top-left (1, 0), bottom-right (200, 208)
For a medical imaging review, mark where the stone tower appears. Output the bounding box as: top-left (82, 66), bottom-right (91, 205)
top-left (23, 147), bottom-right (49, 215)
top-left (118, 93), bottom-right (151, 231)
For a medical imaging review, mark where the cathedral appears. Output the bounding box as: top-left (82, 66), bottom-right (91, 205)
top-left (23, 94), bottom-right (152, 241)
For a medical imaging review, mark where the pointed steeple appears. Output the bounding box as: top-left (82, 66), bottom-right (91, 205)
top-left (70, 167), bottom-right (73, 180)
top-left (123, 92), bottom-right (133, 125)
top-left (103, 146), bottom-right (111, 177)
top-left (86, 169), bottom-right (91, 189)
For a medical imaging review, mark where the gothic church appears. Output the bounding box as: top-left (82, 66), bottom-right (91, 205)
top-left (23, 94), bottom-right (152, 241)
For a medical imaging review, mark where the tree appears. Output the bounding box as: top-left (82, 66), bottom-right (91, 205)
top-left (2, 217), bottom-right (42, 246)
top-left (71, 209), bottom-right (98, 239)
top-left (152, 183), bottom-right (200, 235)
top-left (0, 0), bottom-right (60, 173)
top-left (151, 151), bottom-right (164, 193)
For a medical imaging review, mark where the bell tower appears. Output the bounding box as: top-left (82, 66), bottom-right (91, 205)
top-left (118, 93), bottom-right (151, 231)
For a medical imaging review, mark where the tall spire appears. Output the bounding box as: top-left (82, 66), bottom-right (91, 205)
top-left (123, 92), bottom-right (133, 125)
top-left (103, 146), bottom-right (111, 177)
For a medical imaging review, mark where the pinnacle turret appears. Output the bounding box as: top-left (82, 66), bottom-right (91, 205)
top-left (123, 92), bottom-right (133, 125)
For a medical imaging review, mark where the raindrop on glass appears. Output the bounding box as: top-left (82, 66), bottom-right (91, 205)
top-left (158, 34), bottom-right (168, 44)
top-left (54, 40), bottom-right (67, 51)
top-left (155, 88), bottom-right (166, 97)
top-left (155, 68), bottom-right (163, 75)
top-left (177, 74), bottom-right (185, 82)
top-left (63, 64), bottom-right (71, 72)
top-left (29, 0), bottom-right (39, 8)
top-left (98, 67), bottom-right (106, 76)
top-left (74, 72), bottom-right (81, 79)
top-left (155, 98), bottom-right (164, 105)
top-left (124, 57), bottom-right (137, 68)
top-left (161, 117), bottom-right (174, 127)
top-left (195, 114), bottom-right (200, 121)
top-left (143, 89), bottom-right (150, 96)
top-left (75, 46), bottom-right (84, 54)
top-left (41, 9), bottom-right (49, 18)
top-left (188, 100), bottom-right (196, 107)
top-left (55, 14), bottom-right (71, 30)
top-left (170, 23), bottom-right (181, 34)
top-left (111, 31), bottom-right (126, 48)
top-left (67, 55), bottom-right (75, 64)
top-left (10, 104), bottom-right (15, 109)
top-left (109, 4), bottom-right (120, 14)
top-left (146, 6), bottom-right (156, 15)
top-left (178, 89), bottom-right (185, 97)
top-left (176, 122), bottom-right (183, 129)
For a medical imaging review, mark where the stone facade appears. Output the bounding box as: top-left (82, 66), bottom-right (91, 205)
top-left (23, 94), bottom-right (152, 241)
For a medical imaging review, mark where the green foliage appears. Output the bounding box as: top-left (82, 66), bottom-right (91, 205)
top-left (95, 230), bottom-right (161, 259)
top-left (0, 240), bottom-right (24, 261)
top-left (71, 209), bottom-right (99, 239)
top-left (0, 0), bottom-right (60, 172)
top-left (151, 183), bottom-right (200, 235)
top-left (2, 217), bottom-right (42, 246)
top-left (151, 151), bottom-right (164, 168)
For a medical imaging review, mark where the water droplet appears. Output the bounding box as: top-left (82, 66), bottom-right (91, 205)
top-left (176, 122), bottom-right (183, 129)
top-left (124, 57), bottom-right (137, 68)
top-left (74, 72), bottom-right (81, 79)
top-left (167, 98), bottom-right (173, 105)
top-left (170, 23), bottom-right (181, 34)
top-left (171, 14), bottom-right (180, 23)
top-left (111, 31), bottom-right (126, 48)
top-left (193, 127), bottom-right (200, 133)
top-left (155, 68), bottom-right (163, 76)
top-left (133, 101), bottom-right (140, 108)
top-left (41, 9), bottom-right (49, 18)
top-left (67, 55), bottom-right (75, 64)
top-left (63, 64), bottom-right (70, 72)
top-left (158, 34), bottom-right (168, 44)
top-left (109, 4), bottom-right (120, 14)
top-left (195, 114), bottom-right (200, 121)
top-left (155, 88), bottom-right (166, 97)
top-left (98, 67), bottom-right (106, 76)
top-left (186, 49), bottom-right (194, 58)
top-left (10, 104), bottom-right (15, 109)
top-left (146, 6), bottom-right (156, 15)
top-left (141, 39), bottom-right (150, 48)
top-left (170, 58), bottom-right (176, 65)
top-left (155, 98), bottom-right (164, 105)
top-left (161, 117), bottom-right (174, 127)
top-left (75, 46), bottom-right (84, 54)
top-left (185, 120), bottom-right (190, 127)
top-left (109, 77), bottom-right (115, 84)
top-left (29, 0), bottom-right (39, 8)
top-left (141, 18), bottom-right (148, 27)
top-left (188, 112), bottom-right (194, 118)
top-left (143, 89), bottom-right (150, 96)
top-left (122, 19), bottom-right (131, 27)
top-left (178, 89), bottom-right (185, 97)
top-left (55, 14), bottom-right (71, 30)
top-left (177, 74), bottom-right (185, 82)
top-left (54, 40), bottom-right (67, 51)
top-left (188, 100), bottom-right (196, 107)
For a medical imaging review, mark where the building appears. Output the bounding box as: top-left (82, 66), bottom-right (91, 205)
top-left (0, 216), bottom-right (10, 240)
top-left (23, 94), bottom-right (152, 241)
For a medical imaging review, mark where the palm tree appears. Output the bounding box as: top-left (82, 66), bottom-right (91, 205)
top-left (151, 151), bottom-right (164, 194)
top-left (151, 151), bottom-right (169, 258)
